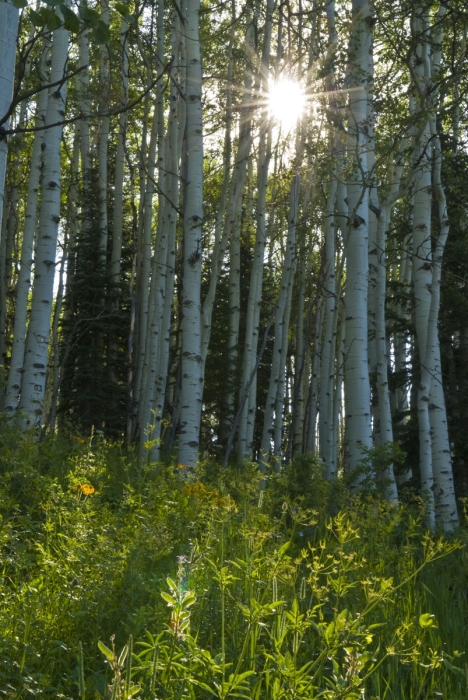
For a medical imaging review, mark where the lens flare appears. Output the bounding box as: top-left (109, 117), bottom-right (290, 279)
top-left (268, 78), bottom-right (306, 130)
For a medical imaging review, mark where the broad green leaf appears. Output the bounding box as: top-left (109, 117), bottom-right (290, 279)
top-left (79, 5), bottom-right (100, 22)
top-left (92, 19), bottom-right (110, 44)
top-left (29, 8), bottom-right (45, 26)
top-left (115, 1), bottom-right (128, 15)
top-left (98, 640), bottom-right (115, 661)
top-left (60, 4), bottom-right (80, 32)
top-left (47, 10), bottom-right (62, 32)
top-left (12, 0), bottom-right (28, 8)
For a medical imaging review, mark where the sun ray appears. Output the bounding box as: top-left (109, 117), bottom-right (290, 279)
top-left (267, 78), bottom-right (306, 130)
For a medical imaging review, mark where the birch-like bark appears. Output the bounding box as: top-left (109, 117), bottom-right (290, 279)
top-left (19, 8), bottom-right (70, 426)
top-left (98, 0), bottom-right (110, 255)
top-left (4, 43), bottom-right (51, 415)
top-left (343, 0), bottom-right (373, 471)
top-left (237, 0), bottom-right (275, 459)
top-left (201, 3), bottom-right (253, 371)
top-left (427, 4), bottom-right (458, 528)
top-left (178, 0), bottom-right (204, 468)
top-left (0, 0), bottom-right (18, 236)
top-left (111, 17), bottom-right (130, 285)
top-left (305, 296), bottom-right (323, 454)
top-left (134, 98), bottom-right (158, 418)
top-left (149, 15), bottom-right (185, 461)
top-left (319, 178), bottom-right (337, 474)
top-left (261, 175), bottom-right (300, 462)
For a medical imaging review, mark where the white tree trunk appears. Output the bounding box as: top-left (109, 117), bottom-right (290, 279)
top-left (261, 175), bottom-right (300, 462)
top-left (19, 9), bottom-right (70, 426)
top-left (0, 0), bottom-right (18, 237)
top-left (343, 0), bottom-right (373, 471)
top-left (98, 0), bottom-right (110, 254)
top-left (148, 15), bottom-right (185, 461)
top-left (178, 0), bottom-right (204, 469)
top-left (4, 41), bottom-right (51, 415)
top-left (319, 178), bottom-right (337, 475)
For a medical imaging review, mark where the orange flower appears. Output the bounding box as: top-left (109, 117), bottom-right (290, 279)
top-left (80, 484), bottom-right (95, 495)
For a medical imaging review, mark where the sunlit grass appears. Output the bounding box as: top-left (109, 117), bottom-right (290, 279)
top-left (0, 426), bottom-right (466, 697)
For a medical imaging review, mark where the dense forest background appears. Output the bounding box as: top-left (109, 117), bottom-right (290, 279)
top-left (1, 0), bottom-right (468, 530)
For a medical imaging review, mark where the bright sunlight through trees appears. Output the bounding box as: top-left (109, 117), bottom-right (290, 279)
top-left (267, 78), bottom-right (306, 129)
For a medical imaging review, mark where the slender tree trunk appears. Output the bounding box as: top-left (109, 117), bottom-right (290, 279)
top-left (19, 8), bottom-right (70, 426)
top-left (178, 0), bottom-right (204, 469)
top-left (343, 0), bottom-right (373, 471)
top-left (0, 0), bottom-right (18, 236)
top-left (261, 175), bottom-right (300, 462)
top-left (5, 41), bottom-right (51, 415)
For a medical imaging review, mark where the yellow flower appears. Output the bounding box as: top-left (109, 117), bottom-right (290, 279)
top-left (177, 464), bottom-right (186, 469)
top-left (80, 484), bottom-right (95, 495)
top-left (72, 436), bottom-right (86, 444)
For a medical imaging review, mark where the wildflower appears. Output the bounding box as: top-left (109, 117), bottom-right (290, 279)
top-left (80, 484), bottom-right (95, 495)
top-left (72, 436), bottom-right (86, 444)
top-left (177, 464), bottom-right (186, 469)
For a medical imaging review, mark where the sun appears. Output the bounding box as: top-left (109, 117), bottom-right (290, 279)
top-left (268, 78), bottom-right (306, 130)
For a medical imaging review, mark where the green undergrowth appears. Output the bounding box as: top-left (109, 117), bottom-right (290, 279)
top-left (0, 425), bottom-right (467, 698)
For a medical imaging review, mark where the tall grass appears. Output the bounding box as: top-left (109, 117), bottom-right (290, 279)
top-left (0, 424), bottom-right (466, 698)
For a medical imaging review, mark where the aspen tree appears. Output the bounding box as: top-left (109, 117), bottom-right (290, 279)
top-left (147, 11), bottom-right (186, 461)
top-left (238, 0), bottom-right (275, 460)
top-left (343, 0), bottom-right (373, 471)
top-left (5, 42), bottom-right (51, 415)
top-left (426, 3), bottom-right (458, 528)
top-left (201, 4), bottom-right (253, 370)
top-left (0, 0), bottom-right (18, 237)
top-left (178, 0), bottom-right (204, 469)
top-left (261, 175), bottom-right (300, 462)
top-left (111, 16), bottom-right (130, 298)
top-left (97, 0), bottom-right (110, 253)
top-left (19, 6), bottom-right (70, 426)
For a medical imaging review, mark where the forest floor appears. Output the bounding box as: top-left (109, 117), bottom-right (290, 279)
top-left (0, 426), bottom-right (467, 699)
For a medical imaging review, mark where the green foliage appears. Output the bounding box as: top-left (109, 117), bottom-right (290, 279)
top-left (0, 429), bottom-right (467, 698)
top-left (59, 168), bottom-right (129, 437)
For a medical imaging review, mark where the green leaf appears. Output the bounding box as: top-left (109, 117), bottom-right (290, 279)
top-left (92, 19), bottom-right (110, 44)
top-left (60, 4), bottom-right (80, 32)
top-left (118, 644), bottom-right (128, 666)
top-left (98, 640), bottom-right (115, 662)
top-left (47, 12), bottom-right (61, 29)
top-left (11, 0), bottom-right (28, 8)
top-left (419, 613), bottom-right (436, 629)
top-left (115, 1), bottom-right (128, 15)
top-left (160, 591), bottom-right (176, 606)
top-left (166, 577), bottom-right (177, 593)
top-left (29, 8), bottom-right (45, 26)
top-left (79, 5), bottom-right (100, 22)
